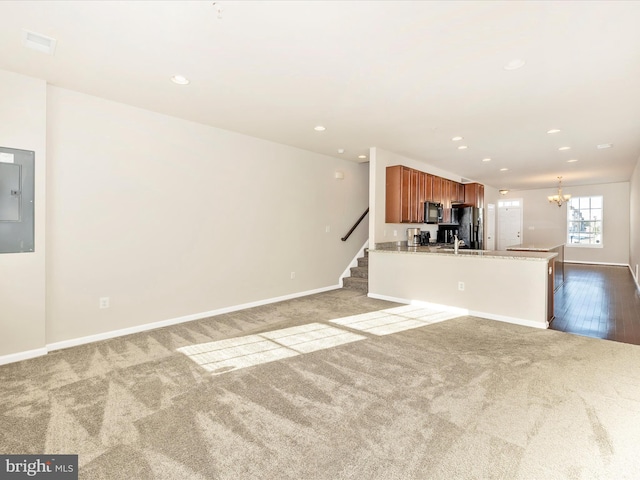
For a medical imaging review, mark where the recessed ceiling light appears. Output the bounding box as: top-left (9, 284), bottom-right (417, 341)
top-left (451, 136), bottom-right (463, 141)
top-left (567, 159), bottom-right (579, 163)
top-left (314, 125), bottom-right (326, 132)
top-left (358, 155), bottom-right (367, 159)
top-left (22, 30), bottom-right (57, 55)
top-left (597, 143), bottom-right (613, 149)
top-left (457, 145), bottom-right (468, 150)
top-left (547, 129), bottom-right (561, 134)
top-left (337, 148), bottom-right (345, 154)
top-left (171, 75), bottom-right (190, 85)
top-left (482, 158), bottom-right (491, 162)
top-left (558, 146), bottom-right (571, 151)
top-left (500, 168), bottom-right (509, 171)
top-left (503, 58), bottom-right (526, 71)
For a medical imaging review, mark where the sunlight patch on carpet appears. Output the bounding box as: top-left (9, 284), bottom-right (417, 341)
top-left (178, 306), bottom-right (459, 375)
top-left (177, 323), bottom-right (365, 375)
top-left (330, 305), bottom-right (460, 335)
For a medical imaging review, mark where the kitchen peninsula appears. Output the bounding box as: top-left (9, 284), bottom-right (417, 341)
top-left (506, 243), bottom-right (565, 291)
top-left (368, 244), bottom-right (557, 328)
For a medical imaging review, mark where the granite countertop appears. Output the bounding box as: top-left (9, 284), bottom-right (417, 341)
top-left (505, 243), bottom-right (565, 252)
top-left (373, 242), bottom-right (558, 261)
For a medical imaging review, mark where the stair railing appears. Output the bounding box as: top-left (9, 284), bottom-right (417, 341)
top-left (341, 207), bottom-right (369, 242)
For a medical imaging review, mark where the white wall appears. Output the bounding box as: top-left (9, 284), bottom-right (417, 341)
top-left (630, 156), bottom-right (640, 283)
top-left (0, 69), bottom-right (47, 359)
top-left (44, 87), bottom-right (369, 345)
top-left (499, 182), bottom-right (630, 265)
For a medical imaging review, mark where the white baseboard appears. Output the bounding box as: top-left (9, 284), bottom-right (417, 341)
top-left (367, 293), bottom-right (468, 315)
top-left (466, 309), bottom-right (549, 329)
top-left (564, 260), bottom-right (628, 267)
top-left (0, 347), bottom-right (48, 366)
top-left (368, 293), bottom-right (548, 329)
top-left (43, 284), bottom-right (338, 353)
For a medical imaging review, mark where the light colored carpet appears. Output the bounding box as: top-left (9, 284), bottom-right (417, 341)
top-left (2, 288), bottom-right (640, 479)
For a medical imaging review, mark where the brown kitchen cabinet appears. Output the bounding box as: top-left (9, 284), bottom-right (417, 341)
top-left (410, 169), bottom-right (422, 222)
top-left (464, 182), bottom-right (485, 209)
top-left (431, 175), bottom-right (442, 204)
top-left (423, 173), bottom-right (433, 202)
top-left (417, 171), bottom-right (431, 222)
top-left (441, 179), bottom-right (452, 222)
top-left (443, 180), bottom-right (452, 209)
top-left (387, 165), bottom-right (479, 224)
top-left (441, 179), bottom-right (465, 222)
top-left (452, 182), bottom-right (465, 203)
top-left (386, 165), bottom-right (420, 223)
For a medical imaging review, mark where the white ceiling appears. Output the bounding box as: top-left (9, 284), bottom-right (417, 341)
top-left (1, 0), bottom-right (640, 191)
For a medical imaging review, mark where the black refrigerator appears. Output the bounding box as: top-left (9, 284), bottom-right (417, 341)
top-left (455, 206), bottom-right (483, 250)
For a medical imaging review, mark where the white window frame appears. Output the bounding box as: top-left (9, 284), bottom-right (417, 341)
top-left (566, 195), bottom-right (603, 248)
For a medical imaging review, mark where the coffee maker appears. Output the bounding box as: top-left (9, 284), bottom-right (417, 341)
top-left (406, 228), bottom-right (421, 247)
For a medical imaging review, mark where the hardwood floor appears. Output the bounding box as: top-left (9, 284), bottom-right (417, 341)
top-left (550, 263), bottom-right (640, 345)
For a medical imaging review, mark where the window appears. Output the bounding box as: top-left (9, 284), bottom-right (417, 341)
top-left (567, 196), bottom-right (603, 247)
top-left (498, 199), bottom-right (520, 208)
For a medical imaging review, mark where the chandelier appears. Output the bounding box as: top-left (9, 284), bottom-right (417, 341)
top-left (548, 176), bottom-right (571, 207)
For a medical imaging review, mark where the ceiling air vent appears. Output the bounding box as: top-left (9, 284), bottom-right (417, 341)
top-left (22, 30), bottom-right (57, 55)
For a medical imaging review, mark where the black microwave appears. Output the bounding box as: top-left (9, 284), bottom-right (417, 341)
top-left (424, 202), bottom-right (442, 224)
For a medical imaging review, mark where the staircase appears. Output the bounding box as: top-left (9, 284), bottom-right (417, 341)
top-left (342, 249), bottom-right (369, 293)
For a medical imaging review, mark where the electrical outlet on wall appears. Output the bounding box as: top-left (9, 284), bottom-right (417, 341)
top-left (458, 282), bottom-right (465, 291)
top-left (99, 297), bottom-right (110, 309)
top-left (290, 272), bottom-right (296, 280)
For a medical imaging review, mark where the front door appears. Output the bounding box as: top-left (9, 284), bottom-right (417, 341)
top-left (497, 199), bottom-right (523, 250)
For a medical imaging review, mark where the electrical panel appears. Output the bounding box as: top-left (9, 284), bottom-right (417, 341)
top-left (0, 147), bottom-right (35, 253)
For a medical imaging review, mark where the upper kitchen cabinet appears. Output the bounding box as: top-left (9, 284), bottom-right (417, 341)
top-left (419, 171), bottom-right (432, 204)
top-left (464, 182), bottom-right (485, 209)
top-left (416, 171), bottom-right (430, 222)
top-left (442, 179), bottom-right (464, 206)
top-left (441, 179), bottom-right (452, 222)
top-left (442, 179), bottom-right (451, 209)
top-left (431, 175), bottom-right (442, 204)
top-left (409, 168), bottom-right (422, 222)
top-left (452, 182), bottom-right (465, 204)
top-left (440, 179), bottom-right (465, 222)
top-left (386, 165), bottom-right (481, 224)
top-left (386, 165), bottom-right (418, 223)
top-left (386, 166), bottom-right (433, 223)
top-left (418, 172), bottom-right (433, 218)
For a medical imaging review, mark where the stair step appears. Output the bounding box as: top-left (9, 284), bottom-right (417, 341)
top-left (357, 256), bottom-right (369, 267)
top-left (350, 266), bottom-right (368, 279)
top-left (343, 276), bottom-right (368, 293)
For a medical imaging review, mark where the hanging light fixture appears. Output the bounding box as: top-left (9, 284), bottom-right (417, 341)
top-left (548, 176), bottom-right (571, 207)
